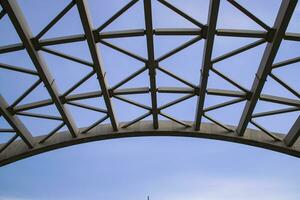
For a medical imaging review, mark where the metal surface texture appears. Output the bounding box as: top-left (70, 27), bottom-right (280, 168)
top-left (0, 0), bottom-right (299, 166)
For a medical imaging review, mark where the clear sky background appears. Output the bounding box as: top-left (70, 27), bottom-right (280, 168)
top-left (0, 0), bottom-right (300, 199)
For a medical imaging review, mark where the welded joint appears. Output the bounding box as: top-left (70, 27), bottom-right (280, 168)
top-left (200, 68), bottom-right (210, 79)
top-left (254, 72), bottom-right (268, 83)
top-left (108, 88), bottom-right (114, 98)
top-left (30, 38), bottom-right (41, 50)
top-left (245, 91), bottom-right (253, 100)
top-left (147, 60), bottom-right (158, 76)
top-left (201, 25), bottom-right (208, 39)
top-left (266, 28), bottom-right (276, 42)
top-left (92, 29), bottom-right (100, 42)
top-left (59, 95), bottom-right (67, 104)
top-left (6, 106), bottom-right (14, 115)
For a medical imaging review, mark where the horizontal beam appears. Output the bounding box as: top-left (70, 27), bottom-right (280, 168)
top-left (155, 28), bottom-right (201, 36)
top-left (260, 94), bottom-right (300, 107)
top-left (0, 43), bottom-right (24, 54)
top-left (216, 29), bottom-right (268, 38)
top-left (206, 89), bottom-right (248, 98)
top-left (0, 62), bottom-right (38, 75)
top-left (1, 30), bottom-right (300, 54)
top-left (284, 32), bottom-right (300, 41)
top-left (98, 29), bottom-right (145, 39)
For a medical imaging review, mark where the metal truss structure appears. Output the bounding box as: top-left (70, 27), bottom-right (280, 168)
top-left (0, 0), bottom-right (299, 166)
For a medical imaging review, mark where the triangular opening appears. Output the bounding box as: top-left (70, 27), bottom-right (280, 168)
top-left (207, 69), bottom-right (246, 92)
top-left (112, 97), bottom-right (147, 122)
top-left (99, 41), bottom-right (146, 86)
top-left (153, 0), bottom-right (200, 28)
top-left (96, 0), bottom-right (145, 32)
top-left (42, 41), bottom-right (92, 63)
top-left (18, 115), bottom-right (63, 136)
top-left (274, 40), bottom-right (300, 63)
top-left (42, 51), bottom-right (93, 93)
top-left (0, 15), bottom-right (21, 46)
top-left (16, 81), bottom-right (51, 106)
top-left (254, 110), bottom-right (300, 134)
top-left (159, 0), bottom-right (209, 24)
top-left (41, 4), bottom-right (84, 39)
top-left (217, 0), bottom-right (266, 30)
top-left (213, 39), bottom-right (266, 89)
top-left (0, 69), bottom-right (38, 105)
top-left (262, 75), bottom-right (299, 100)
top-left (272, 65), bottom-right (300, 94)
top-left (67, 102), bottom-right (107, 128)
top-left (161, 95), bottom-right (197, 121)
top-left (235, 0), bottom-right (281, 28)
top-left (17, 0), bottom-right (71, 36)
top-left (158, 37), bottom-right (203, 85)
top-left (101, 36), bottom-right (147, 59)
top-left (68, 74), bottom-right (101, 96)
top-left (0, 50), bottom-right (36, 71)
top-left (157, 68), bottom-right (191, 88)
top-left (287, 3), bottom-right (300, 32)
top-left (205, 98), bottom-right (246, 126)
top-left (20, 105), bottom-right (60, 117)
top-left (118, 69), bottom-right (150, 89)
top-left (154, 35), bottom-right (199, 60)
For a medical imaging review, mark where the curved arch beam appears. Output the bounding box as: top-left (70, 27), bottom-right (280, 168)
top-left (1, 121), bottom-right (300, 167)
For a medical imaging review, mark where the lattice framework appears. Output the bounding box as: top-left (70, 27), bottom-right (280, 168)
top-left (0, 0), bottom-right (299, 166)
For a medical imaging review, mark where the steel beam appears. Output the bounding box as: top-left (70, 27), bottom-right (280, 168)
top-left (0, 43), bottom-right (24, 54)
top-left (0, 96), bottom-right (34, 148)
top-left (0, 62), bottom-right (38, 76)
top-left (194, 0), bottom-right (220, 131)
top-left (75, 0), bottom-right (118, 131)
top-left (284, 116), bottom-right (300, 146)
top-left (1, 0), bottom-right (78, 137)
top-left (236, 0), bottom-right (297, 136)
top-left (143, 0), bottom-right (159, 129)
top-left (216, 29), bottom-right (267, 38)
top-left (2, 121), bottom-right (299, 167)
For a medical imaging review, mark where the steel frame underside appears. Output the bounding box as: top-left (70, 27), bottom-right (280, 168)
top-left (0, 0), bottom-right (300, 166)
top-left (1, 121), bottom-right (300, 167)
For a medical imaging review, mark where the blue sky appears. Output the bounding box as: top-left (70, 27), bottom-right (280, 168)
top-left (0, 0), bottom-right (300, 199)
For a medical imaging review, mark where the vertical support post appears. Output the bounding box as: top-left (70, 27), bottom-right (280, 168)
top-left (194, 0), bottom-right (220, 131)
top-left (144, 0), bottom-right (159, 129)
top-left (76, 0), bottom-right (118, 131)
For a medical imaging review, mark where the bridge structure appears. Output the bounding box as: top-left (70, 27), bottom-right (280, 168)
top-left (0, 0), bottom-right (299, 166)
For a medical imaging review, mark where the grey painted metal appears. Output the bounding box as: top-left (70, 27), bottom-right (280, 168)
top-left (0, 0), bottom-right (299, 166)
top-left (75, 0), bottom-right (118, 131)
top-left (284, 116), bottom-right (300, 146)
top-left (237, 0), bottom-right (297, 136)
top-left (0, 96), bottom-right (34, 148)
top-left (143, 0), bottom-right (159, 129)
top-left (195, 0), bottom-right (220, 131)
top-left (1, 121), bottom-right (300, 167)
top-left (1, 0), bottom-right (78, 138)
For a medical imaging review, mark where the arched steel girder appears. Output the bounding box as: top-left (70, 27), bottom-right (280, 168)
top-left (0, 0), bottom-right (300, 167)
top-left (1, 121), bottom-right (300, 167)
